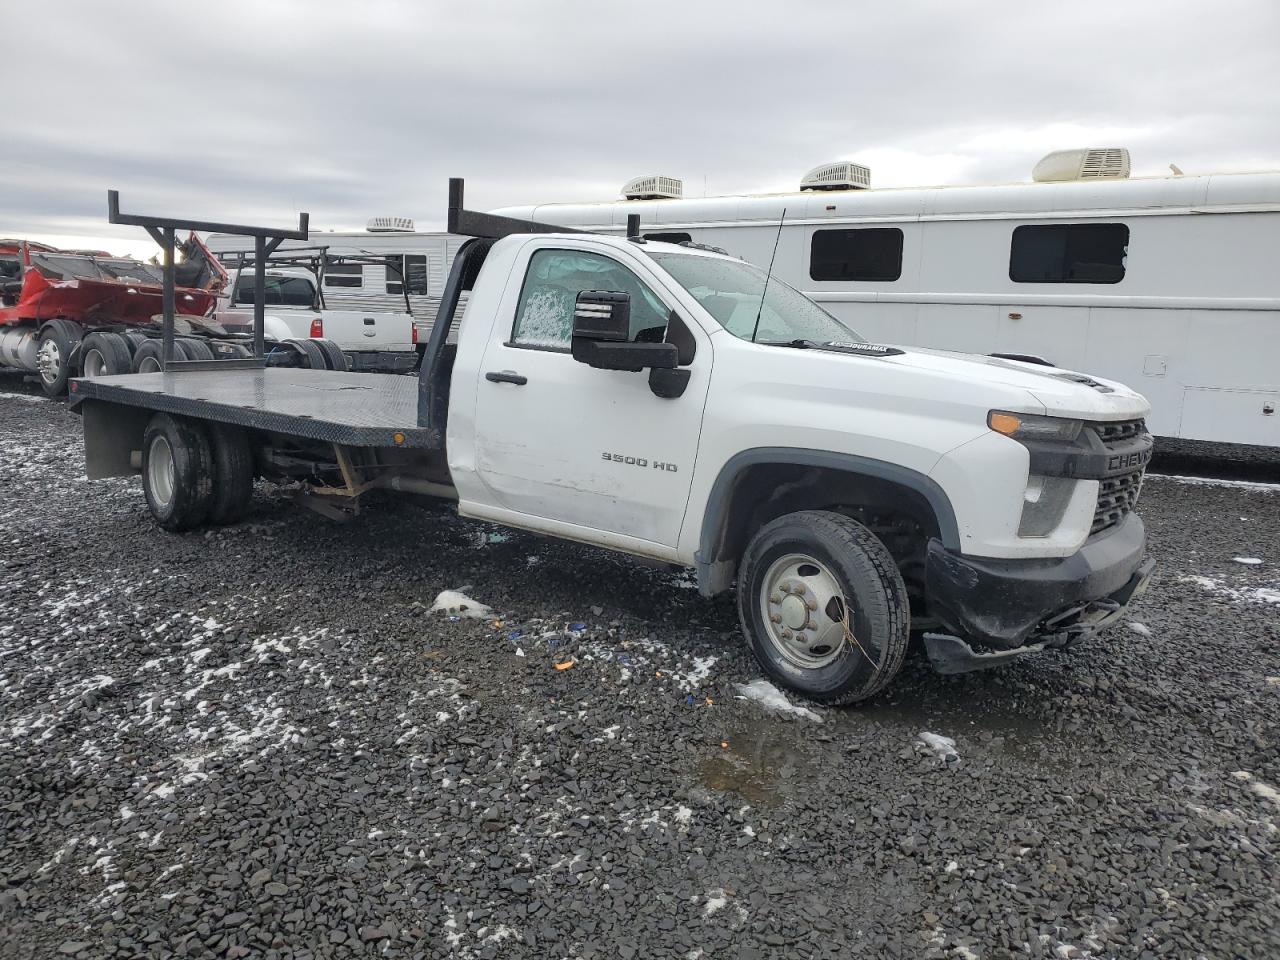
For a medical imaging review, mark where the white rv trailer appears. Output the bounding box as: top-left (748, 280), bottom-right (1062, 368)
top-left (204, 219), bottom-right (466, 342)
top-left (494, 152), bottom-right (1280, 447)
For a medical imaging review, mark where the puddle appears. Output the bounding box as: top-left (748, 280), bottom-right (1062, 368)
top-left (697, 712), bottom-right (834, 806)
top-left (847, 683), bottom-right (1061, 762)
top-left (696, 675), bottom-right (1069, 803)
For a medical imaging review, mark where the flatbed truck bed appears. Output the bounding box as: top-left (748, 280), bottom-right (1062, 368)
top-left (71, 368), bottom-right (439, 450)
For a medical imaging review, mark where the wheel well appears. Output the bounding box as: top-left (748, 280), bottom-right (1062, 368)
top-left (697, 460), bottom-right (951, 602)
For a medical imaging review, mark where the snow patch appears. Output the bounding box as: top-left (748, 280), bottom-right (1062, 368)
top-left (733, 679), bottom-right (822, 722)
top-left (918, 731), bottom-right (960, 763)
top-left (1233, 771), bottom-right (1280, 810)
top-left (1126, 621), bottom-right (1152, 637)
top-left (429, 590), bottom-right (494, 619)
top-left (1233, 556), bottom-right (1263, 565)
top-left (703, 889), bottom-right (728, 916)
top-left (1180, 574), bottom-right (1280, 606)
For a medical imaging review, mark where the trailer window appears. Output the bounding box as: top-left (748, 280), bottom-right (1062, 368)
top-left (810, 228), bottom-right (903, 281)
top-left (1009, 223), bottom-right (1129, 283)
top-left (385, 255), bottom-right (429, 296)
top-left (511, 249), bottom-right (669, 350)
top-left (324, 262), bottom-right (363, 288)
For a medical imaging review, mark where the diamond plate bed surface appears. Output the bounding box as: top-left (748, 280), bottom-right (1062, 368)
top-left (69, 369), bottom-right (440, 448)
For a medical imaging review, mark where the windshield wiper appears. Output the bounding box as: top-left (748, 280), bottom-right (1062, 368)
top-left (759, 338), bottom-right (823, 349)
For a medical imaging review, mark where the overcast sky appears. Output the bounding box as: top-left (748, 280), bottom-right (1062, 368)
top-left (6, 0), bottom-right (1278, 258)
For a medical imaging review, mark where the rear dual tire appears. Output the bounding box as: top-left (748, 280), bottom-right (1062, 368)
top-left (737, 510), bottom-right (910, 705)
top-left (143, 414), bottom-right (215, 531)
top-left (142, 414), bottom-right (253, 531)
top-left (313, 338), bottom-right (349, 372)
top-left (284, 337), bottom-right (347, 371)
top-left (79, 332), bottom-right (132, 378)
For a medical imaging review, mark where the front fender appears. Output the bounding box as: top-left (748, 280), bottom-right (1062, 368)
top-left (691, 446), bottom-right (962, 596)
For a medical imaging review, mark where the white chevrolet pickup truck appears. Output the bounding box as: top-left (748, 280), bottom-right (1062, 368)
top-left (216, 267), bottom-right (419, 372)
top-left (70, 180), bottom-right (1154, 704)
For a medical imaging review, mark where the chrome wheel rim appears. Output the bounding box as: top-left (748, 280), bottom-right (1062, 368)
top-left (148, 435), bottom-right (176, 508)
top-left (83, 348), bottom-right (107, 378)
top-left (36, 339), bottom-right (62, 384)
top-left (758, 553), bottom-right (851, 669)
top-left (137, 355), bottom-right (161, 373)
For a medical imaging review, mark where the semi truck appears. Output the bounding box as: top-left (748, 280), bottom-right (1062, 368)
top-left (68, 181), bottom-right (1155, 704)
top-left (0, 236), bottom-right (353, 394)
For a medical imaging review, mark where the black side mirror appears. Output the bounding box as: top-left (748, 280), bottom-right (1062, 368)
top-left (571, 290), bottom-right (677, 372)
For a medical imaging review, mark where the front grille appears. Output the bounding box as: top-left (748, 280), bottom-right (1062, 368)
top-left (1096, 418), bottom-right (1146, 446)
top-left (1090, 419), bottom-right (1149, 534)
top-left (1092, 470), bottom-right (1144, 534)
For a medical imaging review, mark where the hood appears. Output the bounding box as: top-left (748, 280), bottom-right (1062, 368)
top-left (772, 339), bottom-right (1150, 422)
top-left (880, 345), bottom-right (1147, 420)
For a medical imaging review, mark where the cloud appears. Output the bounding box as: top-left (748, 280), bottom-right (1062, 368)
top-left (3, 0), bottom-right (1277, 256)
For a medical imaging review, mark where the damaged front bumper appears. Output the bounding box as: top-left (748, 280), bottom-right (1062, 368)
top-left (923, 514), bottom-right (1154, 674)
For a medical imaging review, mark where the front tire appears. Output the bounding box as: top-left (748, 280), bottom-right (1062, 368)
top-left (142, 414), bottom-right (215, 531)
top-left (737, 510), bottom-right (910, 705)
top-left (35, 319), bottom-right (79, 396)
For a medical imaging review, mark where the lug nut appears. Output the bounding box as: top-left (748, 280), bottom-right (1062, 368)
top-left (769, 613), bottom-right (781, 624)
top-left (769, 593), bottom-right (781, 604)
top-left (780, 629), bottom-right (792, 640)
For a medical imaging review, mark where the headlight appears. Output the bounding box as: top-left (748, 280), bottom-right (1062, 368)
top-left (988, 410), bottom-right (1083, 444)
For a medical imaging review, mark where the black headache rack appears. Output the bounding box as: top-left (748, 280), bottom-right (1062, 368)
top-left (73, 179), bottom-right (581, 452)
top-left (106, 190), bottom-right (310, 370)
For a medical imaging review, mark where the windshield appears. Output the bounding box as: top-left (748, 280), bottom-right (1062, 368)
top-left (647, 251), bottom-right (863, 344)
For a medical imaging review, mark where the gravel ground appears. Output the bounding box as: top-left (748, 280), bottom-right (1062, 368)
top-left (1, 379), bottom-right (1277, 959)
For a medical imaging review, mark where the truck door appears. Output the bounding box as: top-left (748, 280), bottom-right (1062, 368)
top-left (470, 243), bottom-right (711, 550)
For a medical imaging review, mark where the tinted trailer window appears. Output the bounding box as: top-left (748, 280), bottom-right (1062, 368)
top-left (810, 227), bottom-right (904, 281)
top-left (1009, 223), bottom-right (1129, 283)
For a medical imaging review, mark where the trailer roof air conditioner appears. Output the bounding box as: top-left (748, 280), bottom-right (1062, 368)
top-left (1032, 148), bottom-right (1131, 182)
top-left (621, 176), bottom-right (683, 200)
top-left (800, 161), bottom-right (871, 191)
top-left (367, 216), bottom-right (416, 233)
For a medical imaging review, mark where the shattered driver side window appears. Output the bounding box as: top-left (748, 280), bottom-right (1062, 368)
top-left (510, 249), bottom-right (668, 350)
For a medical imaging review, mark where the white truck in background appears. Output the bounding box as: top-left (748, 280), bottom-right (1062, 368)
top-left (214, 255), bottom-right (419, 372)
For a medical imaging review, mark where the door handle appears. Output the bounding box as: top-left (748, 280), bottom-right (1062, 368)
top-left (485, 370), bottom-right (527, 386)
